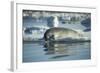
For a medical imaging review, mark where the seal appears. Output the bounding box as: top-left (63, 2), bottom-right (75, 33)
top-left (44, 27), bottom-right (83, 42)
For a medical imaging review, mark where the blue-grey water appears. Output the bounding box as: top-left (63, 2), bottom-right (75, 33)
top-left (23, 42), bottom-right (91, 63)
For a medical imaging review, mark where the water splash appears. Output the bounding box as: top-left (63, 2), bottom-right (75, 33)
top-left (53, 16), bottom-right (59, 27)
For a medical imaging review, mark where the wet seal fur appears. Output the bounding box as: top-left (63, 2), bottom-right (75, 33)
top-left (44, 27), bottom-right (83, 42)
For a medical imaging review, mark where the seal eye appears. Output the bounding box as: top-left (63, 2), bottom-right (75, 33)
top-left (47, 35), bottom-right (54, 41)
top-left (50, 35), bottom-right (55, 40)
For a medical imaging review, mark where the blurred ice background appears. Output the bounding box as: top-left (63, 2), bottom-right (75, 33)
top-left (23, 10), bottom-right (91, 41)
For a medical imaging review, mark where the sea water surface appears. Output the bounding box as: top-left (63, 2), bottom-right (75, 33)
top-left (23, 42), bottom-right (91, 62)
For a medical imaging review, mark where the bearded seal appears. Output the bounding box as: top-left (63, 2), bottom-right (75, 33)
top-left (44, 27), bottom-right (84, 42)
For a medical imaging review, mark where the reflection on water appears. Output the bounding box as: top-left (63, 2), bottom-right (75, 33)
top-left (23, 42), bottom-right (91, 62)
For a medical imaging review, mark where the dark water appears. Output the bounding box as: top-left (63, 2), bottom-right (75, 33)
top-left (23, 42), bottom-right (91, 63)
